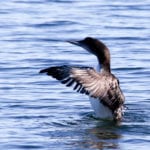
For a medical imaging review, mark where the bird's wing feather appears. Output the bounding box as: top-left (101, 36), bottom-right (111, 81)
top-left (39, 65), bottom-right (125, 111)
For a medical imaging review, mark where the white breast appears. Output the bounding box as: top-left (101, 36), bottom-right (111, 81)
top-left (88, 62), bottom-right (113, 119)
top-left (89, 97), bottom-right (113, 119)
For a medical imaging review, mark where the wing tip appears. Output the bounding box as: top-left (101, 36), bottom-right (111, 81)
top-left (39, 69), bottom-right (46, 74)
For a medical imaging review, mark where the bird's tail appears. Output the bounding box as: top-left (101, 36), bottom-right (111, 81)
top-left (114, 106), bottom-right (124, 121)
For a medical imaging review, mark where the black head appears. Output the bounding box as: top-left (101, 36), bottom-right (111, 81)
top-left (68, 37), bottom-right (108, 56)
top-left (68, 37), bottom-right (111, 73)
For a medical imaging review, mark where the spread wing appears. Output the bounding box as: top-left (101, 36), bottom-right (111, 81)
top-left (39, 65), bottom-right (125, 112)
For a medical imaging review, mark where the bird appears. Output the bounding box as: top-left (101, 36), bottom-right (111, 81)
top-left (39, 37), bottom-right (125, 121)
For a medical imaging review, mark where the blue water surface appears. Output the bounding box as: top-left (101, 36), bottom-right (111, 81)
top-left (0, 0), bottom-right (150, 149)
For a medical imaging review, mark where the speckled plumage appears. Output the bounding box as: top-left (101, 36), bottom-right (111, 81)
top-left (40, 37), bottom-right (125, 121)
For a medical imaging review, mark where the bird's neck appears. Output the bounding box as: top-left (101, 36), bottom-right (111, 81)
top-left (97, 57), bottom-right (111, 74)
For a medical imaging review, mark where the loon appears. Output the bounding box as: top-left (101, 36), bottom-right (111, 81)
top-left (39, 37), bottom-right (125, 121)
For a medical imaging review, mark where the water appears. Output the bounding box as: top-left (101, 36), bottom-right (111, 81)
top-left (0, 0), bottom-right (150, 149)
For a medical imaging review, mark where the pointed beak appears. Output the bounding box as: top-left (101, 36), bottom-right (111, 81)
top-left (67, 40), bottom-right (82, 46)
top-left (67, 39), bottom-right (90, 53)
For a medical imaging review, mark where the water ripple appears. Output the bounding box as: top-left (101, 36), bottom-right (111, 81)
top-left (0, 0), bottom-right (150, 150)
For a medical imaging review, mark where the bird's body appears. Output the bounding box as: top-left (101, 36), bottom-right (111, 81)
top-left (89, 63), bottom-right (113, 119)
top-left (40, 37), bottom-right (125, 121)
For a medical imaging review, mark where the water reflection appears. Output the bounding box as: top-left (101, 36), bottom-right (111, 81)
top-left (76, 120), bottom-right (122, 149)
